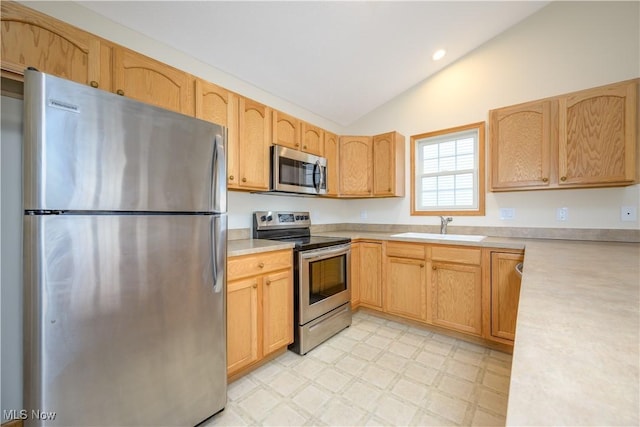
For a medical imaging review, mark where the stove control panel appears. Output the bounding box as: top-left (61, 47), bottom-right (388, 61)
top-left (253, 211), bottom-right (311, 230)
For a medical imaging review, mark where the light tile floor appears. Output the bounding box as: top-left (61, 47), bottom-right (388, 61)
top-left (205, 311), bottom-right (512, 426)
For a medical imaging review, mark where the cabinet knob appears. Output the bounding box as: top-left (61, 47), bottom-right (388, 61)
top-left (258, 262), bottom-right (265, 268)
top-left (252, 282), bottom-right (257, 289)
top-left (89, 81), bottom-right (98, 88)
top-left (432, 266), bottom-right (437, 270)
top-left (542, 177), bottom-right (549, 183)
top-left (116, 89), bottom-right (125, 96)
top-left (229, 175), bottom-right (234, 181)
top-left (242, 177), bottom-right (247, 183)
top-left (295, 143), bottom-right (299, 147)
top-left (303, 145), bottom-right (307, 149)
top-left (420, 263), bottom-right (424, 267)
top-left (266, 280), bottom-right (271, 286)
top-left (560, 176), bottom-right (567, 182)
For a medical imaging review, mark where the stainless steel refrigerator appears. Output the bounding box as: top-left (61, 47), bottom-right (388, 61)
top-left (22, 70), bottom-right (227, 427)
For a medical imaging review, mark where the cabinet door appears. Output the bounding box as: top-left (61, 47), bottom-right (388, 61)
top-left (1, 2), bottom-right (107, 88)
top-left (373, 132), bottom-right (404, 196)
top-left (113, 47), bottom-right (194, 115)
top-left (238, 97), bottom-right (271, 190)
top-left (324, 131), bottom-right (340, 197)
top-left (339, 136), bottom-right (373, 196)
top-left (431, 262), bottom-right (482, 336)
top-left (301, 122), bottom-right (324, 156)
top-left (490, 252), bottom-right (523, 341)
top-left (263, 270), bottom-right (294, 355)
top-left (559, 81), bottom-right (637, 186)
top-left (227, 277), bottom-right (259, 375)
top-left (359, 242), bottom-right (382, 308)
top-left (194, 80), bottom-right (240, 188)
top-left (272, 110), bottom-right (300, 150)
top-left (385, 257), bottom-right (427, 321)
top-left (489, 100), bottom-right (553, 190)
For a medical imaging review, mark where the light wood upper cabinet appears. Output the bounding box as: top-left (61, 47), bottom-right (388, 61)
top-left (339, 136), bottom-right (373, 196)
top-left (301, 122), bottom-right (324, 156)
top-left (373, 132), bottom-right (405, 197)
top-left (272, 110), bottom-right (301, 150)
top-left (489, 251), bottom-right (523, 342)
top-left (490, 79), bottom-right (638, 191)
top-left (324, 131), bottom-right (340, 197)
top-left (236, 96), bottom-right (272, 191)
top-left (559, 80), bottom-right (637, 186)
top-left (194, 79), bottom-right (241, 188)
top-left (490, 100), bottom-right (553, 190)
top-left (1, 2), bottom-right (109, 89)
top-left (358, 242), bottom-right (383, 308)
top-left (113, 47), bottom-right (194, 115)
top-left (227, 276), bottom-right (259, 375)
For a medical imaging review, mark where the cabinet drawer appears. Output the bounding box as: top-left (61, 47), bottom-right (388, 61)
top-left (228, 250), bottom-right (292, 280)
top-left (430, 246), bottom-right (481, 265)
top-left (386, 242), bottom-right (426, 260)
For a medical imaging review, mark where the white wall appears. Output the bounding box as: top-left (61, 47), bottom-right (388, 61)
top-left (1, 96), bottom-right (24, 420)
top-left (343, 1), bottom-right (640, 230)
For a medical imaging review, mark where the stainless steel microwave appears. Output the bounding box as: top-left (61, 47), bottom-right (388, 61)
top-left (271, 145), bottom-right (327, 195)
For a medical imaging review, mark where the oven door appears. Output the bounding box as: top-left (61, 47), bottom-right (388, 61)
top-left (272, 145), bottom-right (327, 195)
top-left (298, 243), bottom-right (350, 324)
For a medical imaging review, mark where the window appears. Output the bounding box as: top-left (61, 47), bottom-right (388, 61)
top-left (411, 122), bottom-right (485, 216)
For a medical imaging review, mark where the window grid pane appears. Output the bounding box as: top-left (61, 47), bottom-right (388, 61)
top-left (415, 128), bottom-right (479, 211)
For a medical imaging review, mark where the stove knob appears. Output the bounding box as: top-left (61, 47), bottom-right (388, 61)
top-left (304, 215), bottom-right (309, 220)
top-left (295, 215), bottom-right (301, 220)
top-left (266, 215), bottom-right (273, 222)
top-left (260, 215), bottom-right (267, 222)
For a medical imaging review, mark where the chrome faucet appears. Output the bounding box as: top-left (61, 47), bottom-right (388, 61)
top-left (440, 216), bottom-right (453, 234)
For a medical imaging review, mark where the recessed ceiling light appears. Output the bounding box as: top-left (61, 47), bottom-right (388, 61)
top-left (432, 49), bottom-right (446, 61)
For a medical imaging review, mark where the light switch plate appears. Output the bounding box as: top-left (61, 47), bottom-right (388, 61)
top-left (621, 206), bottom-right (637, 222)
top-left (499, 208), bottom-right (515, 220)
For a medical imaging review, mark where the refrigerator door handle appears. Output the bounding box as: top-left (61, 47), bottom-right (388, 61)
top-left (211, 216), bottom-right (226, 293)
top-left (212, 132), bottom-right (227, 213)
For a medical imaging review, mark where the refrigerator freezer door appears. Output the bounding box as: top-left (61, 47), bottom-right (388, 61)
top-left (23, 214), bottom-right (227, 427)
top-left (23, 70), bottom-right (226, 213)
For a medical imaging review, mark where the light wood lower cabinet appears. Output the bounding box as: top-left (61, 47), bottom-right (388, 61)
top-left (488, 251), bottom-right (523, 342)
top-left (227, 250), bottom-right (293, 377)
top-left (430, 261), bottom-right (482, 336)
top-left (385, 257), bottom-right (427, 321)
top-left (351, 241), bottom-right (383, 309)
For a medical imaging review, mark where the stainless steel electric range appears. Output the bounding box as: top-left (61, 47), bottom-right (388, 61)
top-left (253, 211), bottom-right (351, 354)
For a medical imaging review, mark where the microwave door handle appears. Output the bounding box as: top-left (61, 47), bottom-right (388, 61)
top-left (319, 162), bottom-right (326, 191)
top-left (313, 161), bottom-right (321, 193)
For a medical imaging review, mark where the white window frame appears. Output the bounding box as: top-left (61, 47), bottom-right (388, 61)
top-left (410, 122), bottom-right (485, 216)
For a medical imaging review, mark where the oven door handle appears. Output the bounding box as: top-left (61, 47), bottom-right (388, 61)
top-left (300, 244), bottom-right (350, 262)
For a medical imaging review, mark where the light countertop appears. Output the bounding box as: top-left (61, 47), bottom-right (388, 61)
top-left (227, 232), bottom-right (640, 424)
top-left (227, 238), bottom-right (294, 257)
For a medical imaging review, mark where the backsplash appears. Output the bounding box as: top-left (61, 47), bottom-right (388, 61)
top-left (229, 223), bottom-right (640, 243)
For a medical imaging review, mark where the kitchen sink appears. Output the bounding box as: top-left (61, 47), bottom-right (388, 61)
top-left (389, 232), bottom-right (487, 242)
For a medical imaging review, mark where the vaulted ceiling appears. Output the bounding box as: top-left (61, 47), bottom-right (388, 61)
top-left (77, 1), bottom-right (550, 126)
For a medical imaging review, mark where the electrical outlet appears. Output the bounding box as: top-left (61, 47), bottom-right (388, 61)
top-left (360, 210), bottom-right (368, 220)
top-left (499, 208), bottom-right (515, 220)
top-left (621, 206), bottom-right (637, 222)
top-left (556, 207), bottom-right (568, 221)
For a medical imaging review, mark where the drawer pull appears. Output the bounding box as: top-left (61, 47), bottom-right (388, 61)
top-left (90, 80), bottom-right (98, 88)
top-left (258, 262), bottom-right (265, 268)
top-left (542, 177), bottom-right (548, 182)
